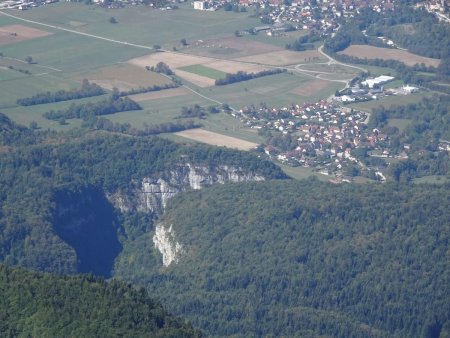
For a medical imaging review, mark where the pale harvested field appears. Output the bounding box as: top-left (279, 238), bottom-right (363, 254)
top-left (0, 24), bottom-right (52, 45)
top-left (175, 69), bottom-right (215, 87)
top-left (69, 21), bottom-right (87, 27)
top-left (128, 52), bottom-right (213, 69)
top-left (204, 60), bottom-right (269, 73)
top-left (76, 63), bottom-right (172, 91)
top-left (290, 79), bottom-right (330, 96)
top-left (92, 79), bottom-right (136, 91)
top-left (129, 87), bottom-right (190, 102)
top-left (340, 45), bottom-right (441, 67)
top-left (234, 50), bottom-right (323, 66)
top-left (175, 128), bottom-right (258, 150)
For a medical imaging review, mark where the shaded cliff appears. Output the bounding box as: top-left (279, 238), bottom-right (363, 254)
top-left (0, 134), bottom-right (287, 275)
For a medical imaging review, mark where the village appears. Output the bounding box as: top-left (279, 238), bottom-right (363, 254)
top-left (226, 75), bottom-right (425, 181)
top-left (230, 99), bottom-right (387, 181)
top-left (192, 0), bottom-right (396, 36)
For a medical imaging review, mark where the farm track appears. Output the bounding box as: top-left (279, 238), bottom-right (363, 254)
top-left (0, 9), bottom-right (361, 106)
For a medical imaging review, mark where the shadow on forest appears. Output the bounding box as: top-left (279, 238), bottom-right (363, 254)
top-left (52, 186), bottom-right (122, 277)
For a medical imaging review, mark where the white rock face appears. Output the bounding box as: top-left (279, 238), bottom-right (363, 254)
top-left (108, 163), bottom-right (265, 215)
top-left (152, 224), bottom-right (183, 266)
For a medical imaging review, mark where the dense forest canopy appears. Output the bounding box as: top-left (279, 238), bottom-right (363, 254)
top-left (115, 180), bottom-right (450, 338)
top-left (0, 117), bottom-right (285, 275)
top-left (0, 264), bottom-right (201, 337)
top-left (368, 94), bottom-right (450, 181)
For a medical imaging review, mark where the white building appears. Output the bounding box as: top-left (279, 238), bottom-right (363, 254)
top-left (193, 1), bottom-right (206, 10)
top-left (361, 75), bottom-right (395, 88)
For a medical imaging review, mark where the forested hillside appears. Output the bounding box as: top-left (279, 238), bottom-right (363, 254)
top-left (0, 264), bottom-right (200, 337)
top-left (0, 113), bottom-right (285, 275)
top-left (115, 180), bottom-right (450, 338)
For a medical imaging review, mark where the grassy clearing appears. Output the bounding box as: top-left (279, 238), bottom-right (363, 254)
top-left (279, 164), bottom-right (329, 181)
top-left (0, 67), bottom-right (27, 81)
top-left (348, 92), bottom-right (431, 112)
top-left (179, 64), bottom-right (226, 80)
top-left (388, 118), bottom-right (411, 132)
top-left (201, 113), bottom-right (265, 144)
top-left (413, 176), bottom-right (450, 184)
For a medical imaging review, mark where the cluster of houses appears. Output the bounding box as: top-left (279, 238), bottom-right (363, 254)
top-left (0, 0), bottom-right (56, 10)
top-left (230, 100), bottom-right (391, 179)
top-left (192, 0), bottom-right (396, 36)
top-left (418, 0), bottom-right (450, 22)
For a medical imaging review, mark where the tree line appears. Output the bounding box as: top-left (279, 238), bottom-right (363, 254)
top-left (215, 69), bottom-right (286, 86)
top-left (117, 83), bottom-right (180, 97)
top-left (17, 79), bottom-right (105, 106)
top-left (84, 116), bottom-right (202, 136)
top-left (43, 96), bottom-right (141, 121)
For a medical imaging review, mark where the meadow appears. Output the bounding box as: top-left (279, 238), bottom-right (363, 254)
top-left (179, 64), bottom-right (227, 80)
top-left (348, 92), bottom-right (431, 112)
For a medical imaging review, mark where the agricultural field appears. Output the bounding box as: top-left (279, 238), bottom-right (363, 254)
top-left (0, 2), bottom-right (422, 148)
top-left (11, 2), bottom-right (260, 48)
top-left (235, 49), bottom-right (325, 66)
top-left (184, 36), bottom-right (283, 59)
top-left (179, 64), bottom-right (226, 80)
top-left (339, 45), bottom-right (441, 68)
top-left (74, 63), bottom-right (172, 91)
top-left (128, 87), bottom-right (190, 102)
top-left (175, 128), bottom-right (259, 151)
top-left (0, 24), bottom-right (52, 45)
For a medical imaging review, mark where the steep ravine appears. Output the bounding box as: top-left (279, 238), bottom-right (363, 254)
top-left (52, 187), bottom-right (122, 277)
top-left (51, 163), bottom-right (269, 275)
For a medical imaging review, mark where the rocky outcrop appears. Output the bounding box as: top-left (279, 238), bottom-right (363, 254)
top-left (108, 163), bottom-right (265, 215)
top-left (152, 224), bottom-right (183, 267)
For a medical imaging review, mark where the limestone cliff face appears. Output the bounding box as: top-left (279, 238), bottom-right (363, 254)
top-left (108, 163), bottom-right (265, 215)
top-left (152, 224), bottom-right (183, 267)
top-left (108, 162), bottom-right (266, 266)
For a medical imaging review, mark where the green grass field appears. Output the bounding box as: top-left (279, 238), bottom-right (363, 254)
top-left (0, 94), bottom-right (110, 128)
top-left (0, 67), bottom-right (27, 81)
top-left (12, 2), bottom-right (260, 48)
top-left (279, 164), bottom-right (329, 181)
top-left (413, 175), bottom-right (450, 184)
top-left (201, 72), bottom-right (341, 108)
top-left (179, 64), bottom-right (227, 80)
top-left (388, 118), bottom-right (411, 132)
top-left (348, 92), bottom-right (431, 112)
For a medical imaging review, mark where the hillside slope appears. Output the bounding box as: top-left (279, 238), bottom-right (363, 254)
top-left (115, 180), bottom-right (450, 338)
top-left (0, 264), bottom-right (201, 337)
top-left (0, 116), bottom-right (286, 276)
